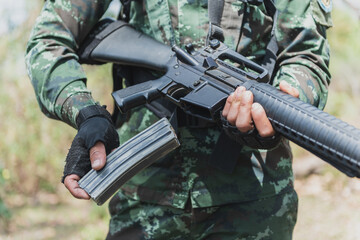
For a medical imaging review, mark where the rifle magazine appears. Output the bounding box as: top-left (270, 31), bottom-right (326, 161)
top-left (79, 118), bottom-right (180, 205)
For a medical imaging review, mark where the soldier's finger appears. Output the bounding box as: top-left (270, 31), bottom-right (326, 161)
top-left (90, 141), bottom-right (106, 170)
top-left (235, 90), bottom-right (254, 132)
top-left (251, 103), bottom-right (275, 137)
top-left (226, 86), bottom-right (246, 125)
top-left (64, 174), bottom-right (90, 200)
top-left (222, 92), bottom-right (235, 118)
top-left (279, 81), bottom-right (299, 98)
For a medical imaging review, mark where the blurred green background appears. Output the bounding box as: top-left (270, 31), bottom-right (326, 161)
top-left (0, 0), bottom-right (360, 239)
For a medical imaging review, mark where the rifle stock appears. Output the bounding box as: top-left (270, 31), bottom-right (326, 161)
top-left (79, 20), bottom-right (173, 71)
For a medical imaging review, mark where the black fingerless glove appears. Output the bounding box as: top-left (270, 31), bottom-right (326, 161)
top-left (62, 105), bottom-right (120, 182)
top-left (220, 113), bottom-right (282, 149)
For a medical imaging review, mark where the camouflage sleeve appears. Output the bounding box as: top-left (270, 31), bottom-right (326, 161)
top-left (25, 0), bottom-right (112, 128)
top-left (272, 0), bottom-right (332, 110)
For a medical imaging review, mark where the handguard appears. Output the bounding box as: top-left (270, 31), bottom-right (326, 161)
top-left (78, 118), bottom-right (180, 205)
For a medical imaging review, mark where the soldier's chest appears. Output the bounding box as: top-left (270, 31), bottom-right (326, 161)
top-left (129, 0), bottom-right (272, 54)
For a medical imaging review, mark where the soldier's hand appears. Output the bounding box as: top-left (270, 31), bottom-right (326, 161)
top-left (222, 81), bottom-right (299, 136)
top-left (62, 105), bottom-right (119, 200)
top-left (64, 141), bottom-right (107, 199)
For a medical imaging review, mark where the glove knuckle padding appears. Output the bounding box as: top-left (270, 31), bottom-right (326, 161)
top-left (79, 116), bottom-right (120, 154)
top-left (220, 113), bottom-right (281, 149)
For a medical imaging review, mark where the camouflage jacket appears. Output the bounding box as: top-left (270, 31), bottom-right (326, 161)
top-left (26, 0), bottom-right (332, 208)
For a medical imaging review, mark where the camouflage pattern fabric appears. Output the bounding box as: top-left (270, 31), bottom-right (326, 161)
top-left (25, 0), bottom-right (332, 238)
top-left (26, 0), bottom-right (113, 128)
top-left (106, 190), bottom-right (298, 240)
top-left (117, 106), bottom-right (295, 208)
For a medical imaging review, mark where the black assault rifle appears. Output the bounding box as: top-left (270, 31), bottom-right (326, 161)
top-left (78, 20), bottom-right (360, 203)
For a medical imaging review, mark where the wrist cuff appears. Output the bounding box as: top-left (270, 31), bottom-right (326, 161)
top-left (76, 105), bottom-right (112, 129)
top-left (220, 112), bottom-right (282, 149)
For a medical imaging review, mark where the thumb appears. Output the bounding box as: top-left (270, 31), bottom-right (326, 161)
top-left (89, 141), bottom-right (107, 170)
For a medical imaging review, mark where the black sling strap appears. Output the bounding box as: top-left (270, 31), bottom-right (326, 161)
top-left (261, 1), bottom-right (279, 79)
top-left (118, 0), bottom-right (132, 22)
top-left (207, 0), bottom-right (225, 44)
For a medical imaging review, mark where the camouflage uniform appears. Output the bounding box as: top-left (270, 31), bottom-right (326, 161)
top-left (26, 0), bottom-right (332, 239)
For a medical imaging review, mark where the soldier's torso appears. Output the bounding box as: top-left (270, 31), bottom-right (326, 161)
top-left (128, 0), bottom-right (273, 63)
top-left (116, 0), bottom-right (297, 209)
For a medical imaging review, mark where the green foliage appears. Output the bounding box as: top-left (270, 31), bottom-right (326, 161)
top-left (0, 32), bottom-right (74, 197)
top-left (0, 0), bottom-right (113, 199)
top-left (0, 199), bottom-right (11, 220)
top-left (0, 167), bottom-right (11, 228)
top-left (328, 9), bottom-right (360, 59)
top-left (79, 204), bottom-right (111, 239)
top-left (292, 7), bottom-right (360, 158)
top-left (325, 8), bottom-right (360, 127)
top-left (327, 8), bottom-right (360, 96)
top-left (0, 1), bottom-right (114, 236)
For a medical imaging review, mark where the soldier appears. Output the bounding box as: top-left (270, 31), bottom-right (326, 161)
top-left (26, 0), bottom-right (332, 239)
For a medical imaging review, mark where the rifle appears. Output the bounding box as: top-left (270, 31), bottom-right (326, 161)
top-left (79, 20), bottom-right (360, 179)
